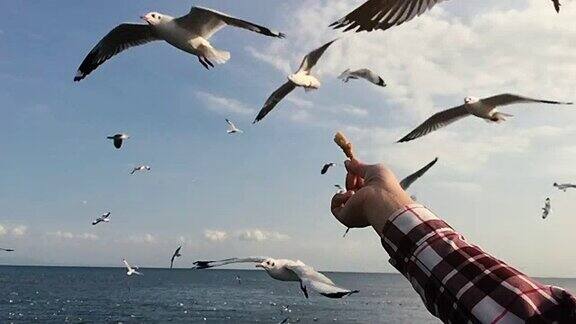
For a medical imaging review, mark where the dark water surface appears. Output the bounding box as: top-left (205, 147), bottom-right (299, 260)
top-left (1, 266), bottom-right (574, 323)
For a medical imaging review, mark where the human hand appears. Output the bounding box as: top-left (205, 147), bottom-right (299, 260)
top-left (330, 159), bottom-right (414, 232)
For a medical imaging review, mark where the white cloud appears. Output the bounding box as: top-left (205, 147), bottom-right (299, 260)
top-left (0, 224), bottom-right (6, 236)
top-left (236, 229), bottom-right (290, 242)
top-left (48, 230), bottom-right (98, 241)
top-left (128, 233), bottom-right (156, 244)
top-left (195, 91), bottom-right (255, 115)
top-left (204, 230), bottom-right (228, 242)
top-left (11, 225), bottom-right (27, 237)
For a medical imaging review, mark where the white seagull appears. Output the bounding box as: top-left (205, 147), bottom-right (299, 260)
top-left (330, 0), bottom-right (563, 33)
top-left (542, 198), bottom-right (551, 219)
top-left (193, 257), bottom-right (359, 299)
top-left (131, 165), bottom-right (151, 175)
top-left (92, 212), bottom-right (111, 226)
top-left (553, 182), bottom-right (576, 192)
top-left (226, 119), bottom-right (243, 134)
top-left (338, 68), bottom-right (386, 87)
top-left (398, 94), bottom-right (572, 143)
top-left (74, 6), bottom-right (285, 81)
top-left (123, 259), bottom-right (143, 276)
top-left (107, 133), bottom-right (130, 149)
top-left (253, 40), bottom-right (337, 123)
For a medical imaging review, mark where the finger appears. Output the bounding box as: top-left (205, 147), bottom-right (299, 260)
top-left (331, 191), bottom-right (354, 213)
top-left (345, 159), bottom-right (368, 178)
top-left (345, 172), bottom-right (357, 191)
top-left (331, 192), bottom-right (369, 228)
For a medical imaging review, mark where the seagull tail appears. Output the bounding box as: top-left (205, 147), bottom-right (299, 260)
top-left (491, 112), bottom-right (513, 123)
top-left (205, 48), bottom-right (231, 65)
top-left (337, 69), bottom-right (351, 81)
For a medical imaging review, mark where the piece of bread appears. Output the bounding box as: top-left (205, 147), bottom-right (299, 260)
top-left (334, 131), bottom-right (354, 159)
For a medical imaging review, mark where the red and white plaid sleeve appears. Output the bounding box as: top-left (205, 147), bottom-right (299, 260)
top-left (380, 204), bottom-right (576, 323)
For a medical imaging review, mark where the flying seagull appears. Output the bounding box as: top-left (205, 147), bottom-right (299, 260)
top-left (0, 248), bottom-right (15, 252)
top-left (321, 163), bottom-right (336, 175)
top-left (131, 165), bottom-right (151, 175)
top-left (542, 198), bottom-right (551, 219)
top-left (74, 6), bottom-right (285, 81)
top-left (338, 69), bottom-right (386, 87)
top-left (554, 182), bottom-right (576, 192)
top-left (330, 0), bottom-right (563, 33)
top-left (253, 40), bottom-right (337, 123)
top-left (226, 119), bottom-right (243, 134)
top-left (92, 212), bottom-right (111, 226)
top-left (170, 246), bottom-right (182, 269)
top-left (344, 158), bottom-right (438, 237)
top-left (193, 257), bottom-right (359, 299)
top-left (334, 184), bottom-right (344, 192)
top-left (123, 259), bottom-right (143, 276)
top-left (398, 94), bottom-right (573, 143)
top-left (107, 133), bottom-right (130, 149)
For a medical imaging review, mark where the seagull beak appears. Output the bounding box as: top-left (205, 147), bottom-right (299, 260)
top-left (255, 263), bottom-right (264, 268)
top-left (140, 15), bottom-right (148, 22)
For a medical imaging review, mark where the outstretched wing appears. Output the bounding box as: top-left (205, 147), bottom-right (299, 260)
top-left (297, 39), bottom-right (337, 73)
top-left (123, 259), bottom-right (132, 271)
top-left (399, 157), bottom-right (439, 190)
top-left (352, 69), bottom-right (386, 86)
top-left (74, 24), bottom-right (159, 81)
top-left (175, 6), bottom-right (285, 40)
top-left (552, 0), bottom-right (561, 13)
top-left (480, 93), bottom-right (573, 108)
top-left (397, 106), bottom-right (470, 143)
top-left (330, 0), bottom-right (447, 33)
top-left (285, 261), bottom-right (359, 299)
top-left (253, 81), bottom-right (297, 123)
top-left (192, 257), bottom-right (268, 269)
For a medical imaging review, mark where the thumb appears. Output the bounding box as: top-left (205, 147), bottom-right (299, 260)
top-left (344, 159), bottom-right (368, 177)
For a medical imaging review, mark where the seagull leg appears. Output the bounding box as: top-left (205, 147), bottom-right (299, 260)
top-left (299, 280), bottom-right (309, 299)
top-left (205, 58), bottom-right (214, 68)
top-left (198, 57), bottom-right (210, 70)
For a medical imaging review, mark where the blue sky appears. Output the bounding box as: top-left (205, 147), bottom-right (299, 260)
top-left (1, 1), bottom-right (576, 276)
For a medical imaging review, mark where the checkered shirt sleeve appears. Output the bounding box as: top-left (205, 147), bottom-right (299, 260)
top-left (380, 205), bottom-right (576, 323)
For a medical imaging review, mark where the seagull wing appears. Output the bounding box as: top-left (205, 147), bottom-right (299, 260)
top-left (297, 39), bottom-right (337, 73)
top-left (253, 81), bottom-right (297, 123)
top-left (285, 261), bottom-right (359, 299)
top-left (353, 69), bottom-right (386, 86)
top-left (552, 0), bottom-right (561, 13)
top-left (175, 6), bottom-right (285, 40)
top-left (399, 157), bottom-right (439, 190)
top-left (192, 257), bottom-right (268, 269)
top-left (330, 0), bottom-right (447, 32)
top-left (225, 119), bottom-right (237, 130)
top-left (398, 106), bottom-right (470, 143)
top-left (123, 259), bottom-right (133, 271)
top-left (480, 93), bottom-right (573, 108)
top-left (321, 164), bottom-right (331, 175)
top-left (74, 24), bottom-right (159, 81)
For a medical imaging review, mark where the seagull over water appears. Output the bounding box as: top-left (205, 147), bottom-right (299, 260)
top-left (554, 182), bottom-right (576, 192)
top-left (338, 68), bottom-right (386, 87)
top-left (253, 40), bottom-right (337, 123)
top-left (193, 257), bottom-right (359, 299)
top-left (170, 246), bottom-right (182, 269)
top-left (542, 198), bottom-right (551, 219)
top-left (226, 119), bottom-right (243, 134)
top-left (123, 259), bottom-right (143, 276)
top-left (92, 212), bottom-right (111, 226)
top-left (331, 0), bottom-right (564, 33)
top-left (398, 94), bottom-right (573, 143)
top-left (131, 165), bottom-right (151, 175)
top-left (107, 134), bottom-right (130, 149)
top-left (74, 6), bottom-right (285, 81)
top-left (0, 248), bottom-right (15, 252)
top-left (321, 163), bottom-right (337, 175)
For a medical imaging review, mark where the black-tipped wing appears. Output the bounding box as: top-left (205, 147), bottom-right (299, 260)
top-left (192, 257), bottom-right (268, 269)
top-left (398, 106), bottom-right (469, 143)
top-left (321, 164), bottom-right (331, 175)
top-left (286, 262), bottom-right (359, 299)
top-left (254, 81), bottom-right (297, 123)
top-left (74, 24), bottom-right (159, 81)
top-left (330, 0), bottom-right (446, 33)
top-left (480, 93), bottom-right (573, 108)
top-left (297, 39), bottom-right (337, 73)
top-left (552, 0), bottom-right (561, 12)
top-left (352, 69), bottom-right (386, 86)
top-left (399, 157), bottom-right (438, 190)
top-left (0, 248), bottom-right (15, 252)
top-left (113, 139), bottom-right (123, 149)
top-left (176, 6), bottom-right (285, 40)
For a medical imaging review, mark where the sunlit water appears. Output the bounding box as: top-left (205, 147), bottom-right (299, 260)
top-left (0, 266), bottom-right (574, 323)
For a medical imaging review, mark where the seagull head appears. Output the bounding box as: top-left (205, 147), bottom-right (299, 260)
top-left (141, 12), bottom-right (164, 25)
top-left (464, 96), bottom-right (479, 105)
top-left (256, 258), bottom-right (276, 270)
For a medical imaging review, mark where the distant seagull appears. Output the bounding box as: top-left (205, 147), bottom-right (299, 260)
top-left (123, 259), bottom-right (143, 276)
top-left (553, 182), bottom-right (576, 192)
top-left (235, 275), bottom-right (242, 285)
top-left (542, 198), bottom-right (551, 219)
top-left (170, 246), bottom-right (182, 269)
top-left (321, 163), bottom-right (336, 175)
top-left (107, 134), bottom-right (130, 149)
top-left (344, 158), bottom-right (438, 237)
top-left (226, 119), bottom-right (243, 134)
top-left (338, 69), bottom-right (386, 87)
top-left (330, 0), bottom-right (563, 33)
top-left (92, 212), bottom-right (111, 226)
top-left (0, 248), bottom-right (15, 252)
top-left (253, 40), bottom-right (337, 123)
top-left (334, 184), bottom-right (344, 192)
top-left (74, 6), bottom-right (285, 81)
top-left (398, 94), bottom-right (573, 143)
top-left (193, 257), bottom-right (359, 299)
top-left (131, 165), bottom-right (151, 175)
